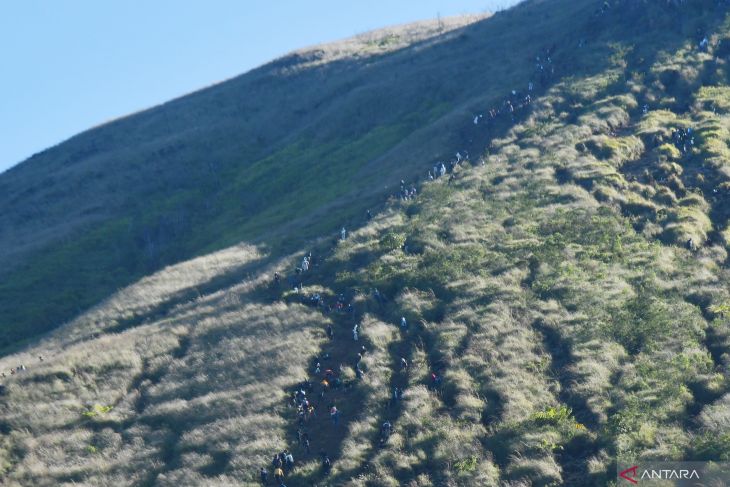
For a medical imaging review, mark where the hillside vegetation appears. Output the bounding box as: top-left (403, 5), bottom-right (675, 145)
top-left (4, 0), bottom-right (730, 486)
top-left (0, 15), bottom-right (490, 350)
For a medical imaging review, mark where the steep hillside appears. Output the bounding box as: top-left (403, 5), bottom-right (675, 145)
top-left (4, 0), bottom-right (730, 486)
top-left (1, 14), bottom-right (500, 349)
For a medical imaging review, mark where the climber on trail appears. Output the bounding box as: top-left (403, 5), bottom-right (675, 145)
top-left (392, 386), bottom-right (402, 404)
top-left (400, 357), bottom-right (409, 370)
top-left (330, 405), bottom-right (340, 426)
top-left (321, 453), bottom-right (332, 474)
top-left (380, 420), bottom-right (393, 443)
top-left (341, 227), bottom-right (347, 241)
top-left (260, 467), bottom-right (268, 484)
top-left (373, 288), bottom-right (384, 305)
top-left (400, 316), bottom-right (408, 330)
top-left (274, 467), bottom-right (284, 483)
top-left (431, 372), bottom-right (443, 389)
top-left (352, 324), bottom-right (359, 341)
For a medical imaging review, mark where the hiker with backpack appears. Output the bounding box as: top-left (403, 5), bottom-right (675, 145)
top-left (284, 451), bottom-right (294, 471)
top-left (352, 324), bottom-right (359, 341)
top-left (330, 405), bottom-right (340, 426)
top-left (321, 453), bottom-right (332, 474)
top-left (274, 466), bottom-right (284, 484)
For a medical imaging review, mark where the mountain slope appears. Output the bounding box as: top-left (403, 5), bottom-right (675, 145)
top-left (1, 15), bottom-right (491, 349)
top-left (4, 0), bottom-right (730, 485)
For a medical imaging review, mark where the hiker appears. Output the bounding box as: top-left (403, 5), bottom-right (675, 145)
top-left (301, 257), bottom-right (309, 272)
top-left (321, 454), bottom-right (332, 474)
top-left (428, 170), bottom-right (434, 180)
top-left (285, 452), bottom-right (294, 471)
top-left (373, 288), bottom-right (384, 304)
top-left (330, 406), bottom-right (340, 425)
top-left (294, 391), bottom-right (304, 406)
top-left (326, 324), bottom-right (334, 340)
top-left (381, 420), bottom-right (392, 435)
top-left (392, 386), bottom-right (400, 403)
top-left (380, 420), bottom-right (393, 443)
top-left (687, 238), bottom-right (695, 251)
top-left (274, 467), bottom-right (284, 483)
top-left (400, 357), bottom-right (409, 370)
top-left (353, 324), bottom-right (359, 341)
top-left (440, 163), bottom-right (447, 177)
top-left (700, 36), bottom-right (709, 51)
top-left (400, 316), bottom-right (408, 330)
top-left (340, 227), bottom-right (347, 241)
top-left (302, 432), bottom-right (311, 453)
top-left (367, 209), bottom-right (372, 221)
top-left (260, 467), bottom-right (269, 484)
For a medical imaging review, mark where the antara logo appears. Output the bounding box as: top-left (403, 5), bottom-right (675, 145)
top-left (619, 466), bottom-right (638, 484)
top-left (619, 465), bottom-right (701, 483)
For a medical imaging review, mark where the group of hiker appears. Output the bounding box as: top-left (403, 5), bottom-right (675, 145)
top-left (260, 450), bottom-right (295, 486)
top-left (0, 356), bottom-right (43, 385)
top-left (670, 127), bottom-right (695, 154)
top-left (259, 40), bottom-right (570, 483)
top-left (399, 179), bottom-right (418, 201)
top-left (263, 271), bottom-right (430, 483)
top-left (2, 364), bottom-right (26, 379)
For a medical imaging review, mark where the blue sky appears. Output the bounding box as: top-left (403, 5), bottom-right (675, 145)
top-left (0, 0), bottom-right (522, 173)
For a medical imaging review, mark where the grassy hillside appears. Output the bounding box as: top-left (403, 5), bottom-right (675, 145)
top-left (0, 15), bottom-right (488, 349)
top-left (4, 0), bottom-right (730, 485)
